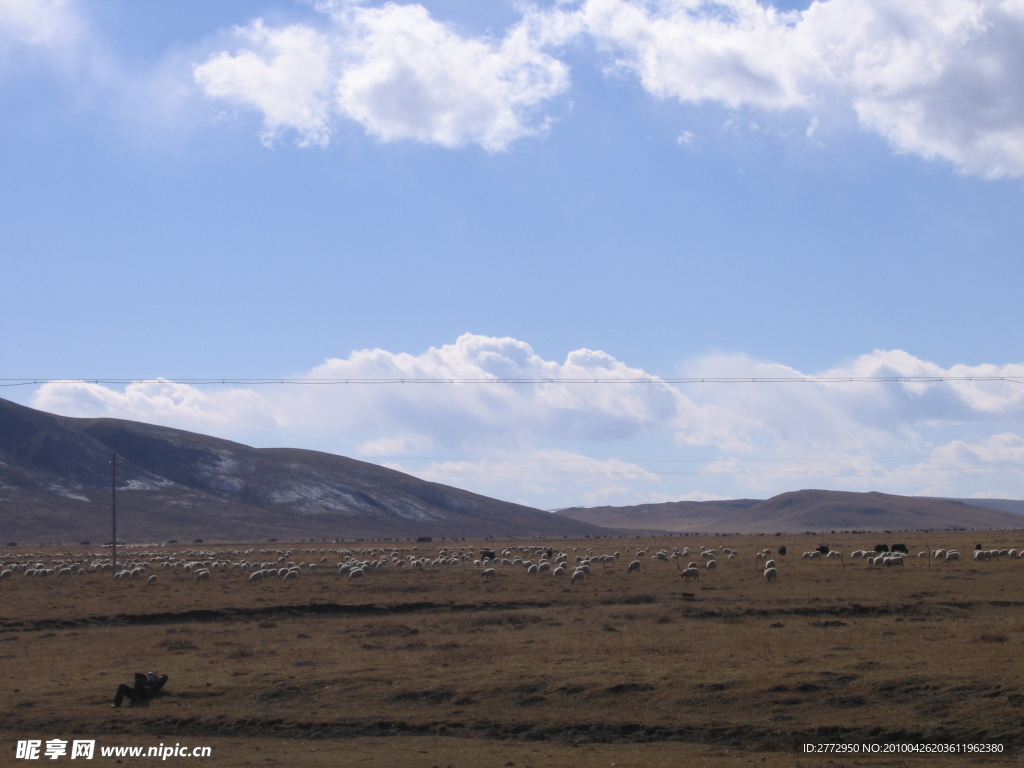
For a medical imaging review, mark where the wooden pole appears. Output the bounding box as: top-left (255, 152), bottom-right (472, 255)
top-left (111, 453), bottom-right (118, 578)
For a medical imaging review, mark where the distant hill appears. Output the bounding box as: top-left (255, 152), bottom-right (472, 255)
top-left (0, 397), bottom-right (607, 543)
top-left (947, 498), bottom-right (1024, 516)
top-left (554, 499), bottom-right (763, 534)
top-left (556, 489), bottom-right (1024, 533)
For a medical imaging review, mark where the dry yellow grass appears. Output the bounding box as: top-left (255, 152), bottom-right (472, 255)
top-left (2, 531), bottom-right (1023, 767)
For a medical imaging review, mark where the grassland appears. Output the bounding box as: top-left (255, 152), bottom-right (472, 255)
top-left (2, 530), bottom-right (1023, 767)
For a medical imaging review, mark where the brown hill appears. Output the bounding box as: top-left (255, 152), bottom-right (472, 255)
top-left (556, 489), bottom-right (1024, 533)
top-left (0, 397), bottom-right (607, 544)
top-left (555, 499), bottom-right (762, 533)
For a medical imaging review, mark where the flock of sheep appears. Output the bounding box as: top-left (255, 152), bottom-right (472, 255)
top-left (2, 539), bottom-right (1021, 587)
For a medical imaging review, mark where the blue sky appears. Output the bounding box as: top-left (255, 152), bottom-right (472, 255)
top-left (2, 0), bottom-right (1023, 509)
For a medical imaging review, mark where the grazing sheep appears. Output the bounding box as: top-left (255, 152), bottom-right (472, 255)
top-left (194, 569), bottom-right (211, 581)
top-left (627, 560), bottom-right (641, 573)
top-left (0, 570), bottom-right (11, 580)
top-left (680, 567), bottom-right (700, 582)
top-left (552, 566), bottom-right (566, 577)
top-left (706, 560), bottom-right (717, 570)
top-left (147, 575), bottom-right (157, 585)
top-left (764, 560), bottom-right (776, 570)
top-left (481, 568), bottom-right (497, 580)
top-left (570, 570), bottom-right (586, 585)
top-left (248, 571), bottom-right (264, 583)
top-left (945, 551), bottom-right (960, 561)
top-left (763, 567), bottom-right (778, 583)
top-left (348, 568), bottom-right (365, 580)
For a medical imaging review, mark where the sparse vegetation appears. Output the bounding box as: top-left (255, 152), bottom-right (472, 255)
top-left (1, 531), bottom-right (1022, 766)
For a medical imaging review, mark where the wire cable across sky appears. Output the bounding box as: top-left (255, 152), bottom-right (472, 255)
top-left (2, 376), bottom-right (1022, 387)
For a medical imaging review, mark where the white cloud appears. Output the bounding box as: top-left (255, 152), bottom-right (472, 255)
top-left (194, 19), bottom-right (335, 147)
top-left (32, 379), bottom-right (281, 436)
top-left (540, 0), bottom-right (1024, 176)
top-left (8, 0), bottom-right (1023, 174)
top-left (801, 0), bottom-right (1024, 177)
top-left (26, 336), bottom-right (1024, 507)
top-left (575, 0), bottom-right (809, 110)
top-left (193, 4), bottom-right (571, 151)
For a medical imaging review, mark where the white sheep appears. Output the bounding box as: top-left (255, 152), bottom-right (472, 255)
top-left (147, 575), bottom-right (157, 585)
top-left (763, 567), bottom-right (778, 583)
top-left (705, 560), bottom-right (717, 570)
top-left (481, 568), bottom-right (497, 580)
top-left (570, 570), bottom-right (586, 585)
top-left (348, 568), bottom-right (365, 580)
top-left (248, 571), bottom-right (264, 583)
top-left (764, 559), bottom-right (776, 570)
top-left (680, 567), bottom-right (700, 582)
top-left (627, 560), bottom-right (641, 573)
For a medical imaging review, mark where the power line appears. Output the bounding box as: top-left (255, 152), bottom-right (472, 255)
top-left (396, 465), bottom-right (1023, 477)
top-left (1, 376), bottom-right (1022, 387)
top-left (364, 451), bottom-right (1024, 463)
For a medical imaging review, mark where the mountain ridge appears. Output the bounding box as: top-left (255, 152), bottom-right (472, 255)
top-left (0, 397), bottom-right (608, 543)
top-left (555, 489), bottom-right (1024, 533)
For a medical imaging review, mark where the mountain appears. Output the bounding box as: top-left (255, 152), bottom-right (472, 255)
top-left (0, 397), bottom-right (607, 543)
top-left (947, 498), bottom-right (1024, 516)
top-left (556, 489), bottom-right (1024, 533)
top-left (554, 499), bottom-right (763, 534)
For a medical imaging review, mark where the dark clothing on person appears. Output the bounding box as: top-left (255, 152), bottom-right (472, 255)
top-left (112, 673), bottom-right (167, 707)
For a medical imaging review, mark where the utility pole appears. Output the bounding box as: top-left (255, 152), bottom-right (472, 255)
top-left (111, 453), bottom-right (119, 577)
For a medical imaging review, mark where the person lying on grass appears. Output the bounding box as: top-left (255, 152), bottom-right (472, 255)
top-left (112, 672), bottom-right (167, 708)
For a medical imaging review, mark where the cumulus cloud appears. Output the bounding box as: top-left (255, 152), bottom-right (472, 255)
top-left (187, 0), bottom-right (1024, 174)
top-left (194, 20), bottom-right (335, 147)
top-left (32, 379), bottom-right (281, 437)
top-left (802, 0), bottom-right (1024, 177)
top-left (550, 0), bottom-right (1024, 177)
top-left (26, 335), bottom-right (1024, 507)
top-left (574, 0), bottom-right (809, 110)
top-left (193, 3), bottom-right (570, 151)
top-left (8, 0), bottom-right (1023, 173)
